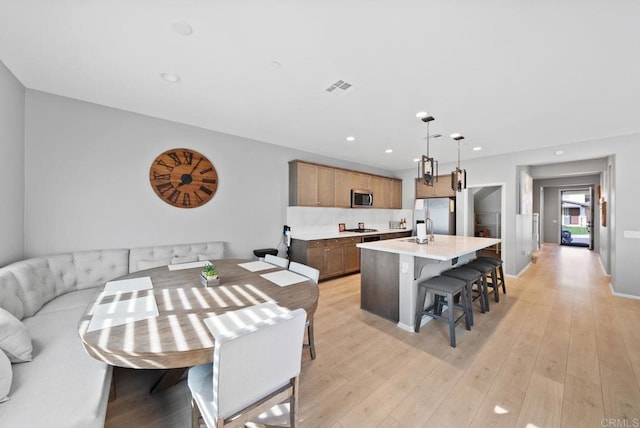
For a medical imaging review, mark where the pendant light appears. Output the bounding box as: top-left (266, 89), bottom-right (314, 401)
top-left (450, 133), bottom-right (467, 192)
top-left (416, 112), bottom-right (438, 186)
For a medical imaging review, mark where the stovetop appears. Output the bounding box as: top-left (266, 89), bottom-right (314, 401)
top-left (344, 228), bottom-right (378, 233)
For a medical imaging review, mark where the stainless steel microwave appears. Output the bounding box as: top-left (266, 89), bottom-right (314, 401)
top-left (351, 189), bottom-right (373, 207)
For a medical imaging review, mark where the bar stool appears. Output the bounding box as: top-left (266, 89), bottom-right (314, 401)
top-left (465, 260), bottom-right (499, 305)
top-left (414, 276), bottom-right (471, 348)
top-left (476, 256), bottom-right (506, 295)
top-left (441, 266), bottom-right (488, 325)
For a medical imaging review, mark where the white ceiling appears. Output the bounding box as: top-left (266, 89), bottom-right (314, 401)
top-left (1, 1), bottom-right (639, 171)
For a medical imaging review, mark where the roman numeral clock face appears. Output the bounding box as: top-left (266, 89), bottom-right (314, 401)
top-left (149, 148), bottom-right (218, 208)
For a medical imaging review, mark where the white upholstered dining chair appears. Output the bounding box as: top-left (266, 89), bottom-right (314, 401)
top-left (288, 261), bottom-right (319, 284)
top-left (265, 254), bottom-right (289, 269)
top-left (188, 305), bottom-right (307, 428)
top-left (288, 261), bottom-right (319, 359)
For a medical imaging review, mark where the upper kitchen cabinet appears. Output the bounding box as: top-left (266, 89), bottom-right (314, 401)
top-left (289, 160), bottom-right (402, 208)
top-left (415, 175), bottom-right (456, 199)
top-left (290, 161), bottom-right (318, 206)
top-left (372, 176), bottom-right (402, 209)
top-left (317, 165), bottom-right (335, 206)
top-left (349, 172), bottom-right (371, 192)
top-left (334, 169), bottom-right (351, 208)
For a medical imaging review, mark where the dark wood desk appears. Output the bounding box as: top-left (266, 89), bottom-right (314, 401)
top-left (79, 259), bottom-right (318, 370)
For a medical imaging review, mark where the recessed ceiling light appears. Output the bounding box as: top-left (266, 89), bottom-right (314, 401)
top-left (555, 150), bottom-right (564, 155)
top-left (473, 146), bottom-right (482, 151)
top-left (415, 111), bottom-right (429, 119)
top-left (346, 136), bottom-right (355, 142)
top-left (172, 20), bottom-right (193, 35)
top-left (385, 149), bottom-right (393, 153)
top-left (161, 73), bottom-right (181, 83)
top-left (413, 158), bottom-right (420, 162)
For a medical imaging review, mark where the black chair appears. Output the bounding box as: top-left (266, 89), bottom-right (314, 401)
top-left (414, 276), bottom-right (470, 348)
top-left (441, 266), bottom-right (488, 325)
top-left (475, 256), bottom-right (506, 295)
top-left (465, 260), bottom-right (500, 305)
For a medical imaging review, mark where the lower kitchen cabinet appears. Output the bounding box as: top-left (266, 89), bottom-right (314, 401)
top-left (343, 237), bottom-right (361, 274)
top-left (290, 231), bottom-right (411, 281)
top-left (291, 237), bottom-right (355, 281)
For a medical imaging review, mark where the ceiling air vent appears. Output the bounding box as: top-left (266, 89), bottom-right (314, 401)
top-left (326, 80), bottom-right (353, 93)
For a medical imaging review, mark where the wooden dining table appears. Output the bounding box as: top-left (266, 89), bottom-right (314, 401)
top-left (78, 259), bottom-right (319, 379)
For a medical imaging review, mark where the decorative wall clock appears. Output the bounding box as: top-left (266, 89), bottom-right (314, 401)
top-left (149, 148), bottom-right (218, 208)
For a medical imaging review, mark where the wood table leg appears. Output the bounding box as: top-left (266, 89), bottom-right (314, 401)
top-left (150, 368), bottom-right (188, 394)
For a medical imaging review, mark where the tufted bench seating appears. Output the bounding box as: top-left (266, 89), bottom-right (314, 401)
top-left (0, 241), bottom-right (224, 427)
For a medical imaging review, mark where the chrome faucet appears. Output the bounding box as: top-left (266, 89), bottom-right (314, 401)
top-left (425, 217), bottom-right (435, 242)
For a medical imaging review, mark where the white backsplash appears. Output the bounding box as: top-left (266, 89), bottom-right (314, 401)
top-left (287, 207), bottom-right (413, 235)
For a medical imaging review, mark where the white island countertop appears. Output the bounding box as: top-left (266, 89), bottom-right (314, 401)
top-left (357, 235), bottom-right (501, 261)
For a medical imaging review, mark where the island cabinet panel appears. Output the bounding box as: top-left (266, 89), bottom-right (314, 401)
top-left (290, 160), bottom-right (402, 208)
top-left (360, 249), bottom-right (399, 322)
top-left (415, 175), bottom-right (455, 199)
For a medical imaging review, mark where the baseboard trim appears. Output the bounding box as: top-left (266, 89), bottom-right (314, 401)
top-left (513, 261), bottom-right (532, 278)
top-left (609, 284), bottom-right (640, 300)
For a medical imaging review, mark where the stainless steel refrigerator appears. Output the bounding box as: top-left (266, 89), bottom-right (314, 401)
top-left (414, 198), bottom-right (456, 235)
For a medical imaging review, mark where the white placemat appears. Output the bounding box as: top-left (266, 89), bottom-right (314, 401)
top-left (260, 270), bottom-right (309, 287)
top-left (238, 261), bottom-right (277, 272)
top-left (203, 302), bottom-right (291, 341)
top-left (103, 276), bottom-right (153, 296)
top-left (167, 260), bottom-right (211, 271)
top-left (87, 294), bottom-right (159, 332)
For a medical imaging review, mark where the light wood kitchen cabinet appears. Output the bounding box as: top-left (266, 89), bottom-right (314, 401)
top-left (290, 160), bottom-right (402, 208)
top-left (290, 161), bottom-right (318, 206)
top-left (334, 169), bottom-right (351, 208)
top-left (317, 166), bottom-right (335, 207)
top-left (371, 176), bottom-right (387, 208)
top-left (373, 177), bottom-right (402, 209)
top-left (391, 180), bottom-right (402, 208)
top-left (342, 237), bottom-right (361, 273)
top-left (349, 172), bottom-right (371, 193)
top-left (415, 175), bottom-right (456, 199)
top-left (291, 236), bottom-right (359, 281)
top-left (324, 240), bottom-right (345, 278)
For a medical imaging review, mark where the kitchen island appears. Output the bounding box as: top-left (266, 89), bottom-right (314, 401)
top-left (357, 235), bottom-right (501, 331)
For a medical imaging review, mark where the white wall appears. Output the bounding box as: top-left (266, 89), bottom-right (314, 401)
top-left (395, 134), bottom-right (640, 296)
top-left (474, 186), bottom-right (501, 213)
top-left (23, 90), bottom-right (394, 259)
top-left (0, 60), bottom-right (25, 266)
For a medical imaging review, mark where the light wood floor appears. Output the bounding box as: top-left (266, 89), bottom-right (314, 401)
top-left (105, 245), bottom-right (640, 427)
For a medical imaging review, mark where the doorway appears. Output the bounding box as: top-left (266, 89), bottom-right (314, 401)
top-left (462, 184), bottom-right (505, 259)
top-left (559, 188), bottom-right (594, 250)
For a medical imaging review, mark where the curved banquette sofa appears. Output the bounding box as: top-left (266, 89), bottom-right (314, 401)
top-left (0, 241), bottom-right (224, 427)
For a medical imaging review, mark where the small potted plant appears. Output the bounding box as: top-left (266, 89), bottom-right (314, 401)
top-left (200, 263), bottom-right (220, 287)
